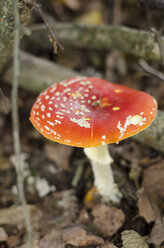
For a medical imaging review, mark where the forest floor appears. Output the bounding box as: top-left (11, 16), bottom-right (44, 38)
top-left (1, 0), bottom-right (164, 247)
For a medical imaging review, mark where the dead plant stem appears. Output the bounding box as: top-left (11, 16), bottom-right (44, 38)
top-left (12, 0), bottom-right (33, 247)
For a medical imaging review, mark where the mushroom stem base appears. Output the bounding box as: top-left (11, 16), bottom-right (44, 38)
top-left (84, 145), bottom-right (122, 202)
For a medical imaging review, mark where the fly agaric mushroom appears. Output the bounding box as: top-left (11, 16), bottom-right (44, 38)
top-left (30, 77), bottom-right (157, 202)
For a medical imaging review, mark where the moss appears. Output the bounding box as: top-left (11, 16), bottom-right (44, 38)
top-left (0, 0), bottom-right (32, 73)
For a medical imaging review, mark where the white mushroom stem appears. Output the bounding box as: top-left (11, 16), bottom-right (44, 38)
top-left (84, 145), bottom-right (122, 202)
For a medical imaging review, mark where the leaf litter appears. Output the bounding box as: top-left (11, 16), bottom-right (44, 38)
top-left (1, 0), bottom-right (164, 247)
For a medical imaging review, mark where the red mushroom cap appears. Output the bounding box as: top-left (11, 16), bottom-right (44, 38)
top-left (30, 77), bottom-right (157, 147)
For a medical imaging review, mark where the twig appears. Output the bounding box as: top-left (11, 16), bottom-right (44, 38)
top-left (27, 22), bottom-right (164, 63)
top-left (0, 88), bottom-right (10, 114)
top-left (12, 1), bottom-right (33, 248)
top-left (139, 59), bottom-right (164, 81)
top-left (31, 0), bottom-right (64, 53)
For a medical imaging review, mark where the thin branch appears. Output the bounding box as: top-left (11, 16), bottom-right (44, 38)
top-left (139, 59), bottom-right (164, 81)
top-left (12, 1), bottom-right (34, 247)
top-left (0, 88), bottom-right (10, 114)
top-left (27, 22), bottom-right (164, 63)
top-left (33, 1), bottom-right (64, 53)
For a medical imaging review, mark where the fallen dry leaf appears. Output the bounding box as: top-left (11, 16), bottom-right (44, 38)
top-left (142, 161), bottom-right (164, 204)
top-left (39, 229), bottom-right (63, 248)
top-left (0, 227), bottom-right (8, 241)
top-left (0, 205), bottom-right (42, 229)
top-left (99, 241), bottom-right (118, 248)
top-left (7, 235), bottom-right (20, 248)
top-left (65, 235), bottom-right (104, 247)
top-left (91, 204), bottom-right (125, 236)
top-left (137, 188), bottom-right (156, 223)
top-left (148, 218), bottom-right (164, 246)
top-left (44, 143), bottom-right (73, 171)
top-left (121, 230), bottom-right (148, 248)
top-left (62, 226), bottom-right (86, 242)
top-left (63, 226), bottom-right (104, 247)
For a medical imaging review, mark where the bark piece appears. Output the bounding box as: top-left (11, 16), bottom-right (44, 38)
top-left (133, 111), bottom-right (164, 155)
top-left (28, 22), bottom-right (163, 62)
top-left (0, 0), bottom-right (32, 72)
top-left (3, 51), bottom-right (78, 93)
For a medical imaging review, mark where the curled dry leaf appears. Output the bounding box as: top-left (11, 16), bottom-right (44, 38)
top-left (148, 218), bottom-right (164, 246)
top-left (121, 230), bottom-right (148, 248)
top-left (91, 204), bottom-right (125, 236)
top-left (137, 188), bottom-right (156, 223)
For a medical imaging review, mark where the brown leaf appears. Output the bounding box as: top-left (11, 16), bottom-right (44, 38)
top-left (148, 218), bottom-right (164, 246)
top-left (121, 230), bottom-right (148, 248)
top-left (99, 241), bottom-right (117, 248)
top-left (137, 188), bottom-right (156, 223)
top-left (62, 226), bottom-right (86, 242)
top-left (7, 235), bottom-right (20, 248)
top-left (142, 161), bottom-right (164, 204)
top-left (44, 143), bottom-right (73, 171)
top-left (65, 235), bottom-right (104, 247)
top-left (0, 205), bottom-right (42, 228)
top-left (0, 227), bottom-right (8, 242)
top-left (39, 229), bottom-right (63, 248)
top-left (63, 226), bottom-right (104, 247)
top-left (91, 204), bottom-right (125, 236)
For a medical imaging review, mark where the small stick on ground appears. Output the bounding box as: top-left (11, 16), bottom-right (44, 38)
top-left (139, 59), bottom-right (164, 81)
top-left (12, 1), bottom-right (34, 247)
top-left (25, 0), bottom-right (64, 53)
